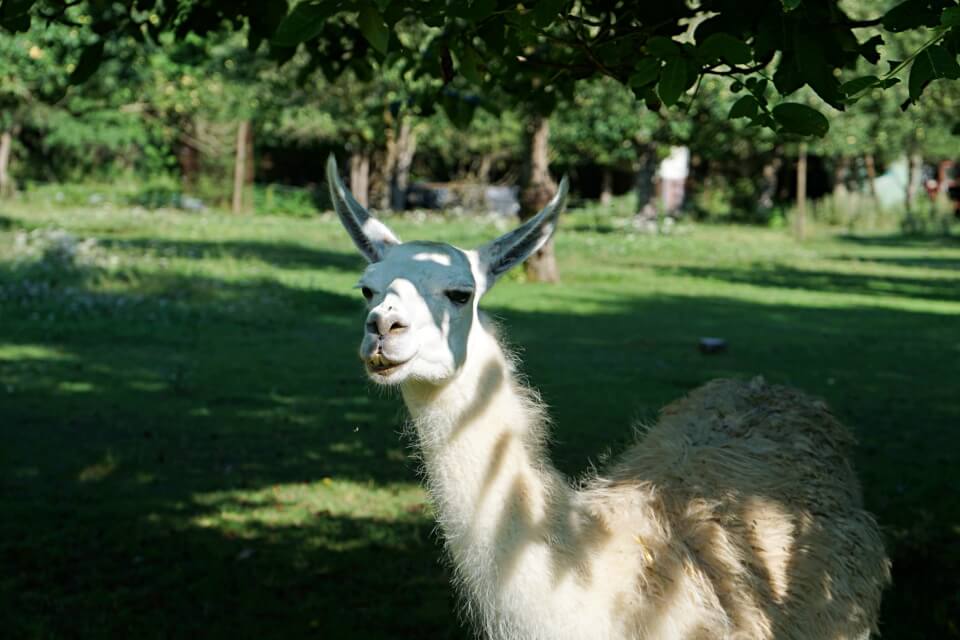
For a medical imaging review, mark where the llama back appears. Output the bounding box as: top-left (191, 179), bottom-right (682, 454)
top-left (619, 377), bottom-right (862, 508)
top-left (591, 377), bottom-right (890, 639)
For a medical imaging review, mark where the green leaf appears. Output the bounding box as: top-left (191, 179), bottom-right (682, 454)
top-left (658, 57), bottom-right (687, 106)
top-left (859, 34), bottom-right (884, 64)
top-left (793, 25), bottom-right (843, 108)
top-left (457, 45), bottom-right (482, 84)
top-left (782, 0), bottom-right (802, 10)
top-left (840, 75), bottom-right (880, 96)
top-left (532, 0), bottom-right (567, 28)
top-left (268, 43), bottom-right (298, 65)
top-left (271, 1), bottom-right (339, 47)
top-left (441, 92), bottom-right (477, 129)
top-left (698, 33), bottom-right (752, 65)
top-left (909, 44), bottom-right (960, 102)
top-left (358, 3), bottom-right (390, 54)
top-left (773, 53), bottom-right (803, 95)
top-left (0, 0), bottom-right (32, 31)
top-left (628, 57), bottom-right (660, 88)
top-left (731, 80), bottom-right (744, 92)
top-left (461, 0), bottom-right (496, 21)
top-left (647, 36), bottom-right (680, 59)
top-left (772, 103), bottom-right (829, 137)
top-left (69, 41), bottom-right (105, 85)
top-left (883, 0), bottom-right (942, 32)
top-left (729, 95), bottom-right (759, 119)
top-left (943, 7), bottom-right (960, 27)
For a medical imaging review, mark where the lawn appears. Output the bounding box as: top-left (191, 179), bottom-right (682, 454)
top-left (0, 201), bottom-right (957, 638)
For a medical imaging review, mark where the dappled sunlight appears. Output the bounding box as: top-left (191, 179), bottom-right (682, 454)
top-left (77, 451), bottom-right (118, 483)
top-left (1, 208), bottom-right (957, 637)
top-left (0, 342), bottom-right (76, 361)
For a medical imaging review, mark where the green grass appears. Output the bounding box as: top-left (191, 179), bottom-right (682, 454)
top-left (0, 203), bottom-right (957, 639)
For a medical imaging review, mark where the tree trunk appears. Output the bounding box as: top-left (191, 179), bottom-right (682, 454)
top-left (177, 121), bottom-right (200, 192)
top-left (350, 151), bottom-right (371, 208)
top-left (390, 119), bottom-right (417, 211)
top-left (634, 145), bottom-right (657, 218)
top-left (600, 166), bottom-right (613, 205)
top-left (833, 156), bottom-right (850, 197)
top-left (759, 150), bottom-right (782, 212)
top-left (905, 151), bottom-right (922, 214)
top-left (796, 143), bottom-right (808, 240)
top-left (232, 120), bottom-right (250, 214)
top-left (476, 154), bottom-right (493, 183)
top-left (0, 130), bottom-right (13, 198)
top-left (519, 115), bottom-right (559, 283)
top-left (864, 153), bottom-right (878, 201)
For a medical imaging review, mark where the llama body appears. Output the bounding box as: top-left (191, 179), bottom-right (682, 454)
top-left (326, 157), bottom-right (890, 639)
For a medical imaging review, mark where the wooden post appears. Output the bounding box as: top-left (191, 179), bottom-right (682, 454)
top-left (600, 166), bottom-right (613, 205)
top-left (905, 151), bottom-right (922, 214)
top-left (0, 130), bottom-right (12, 198)
top-left (796, 142), bottom-right (807, 240)
top-left (759, 150), bottom-right (782, 212)
top-left (232, 120), bottom-right (250, 214)
top-left (864, 153), bottom-right (878, 201)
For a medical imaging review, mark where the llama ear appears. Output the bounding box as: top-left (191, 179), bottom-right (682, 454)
top-left (326, 155), bottom-right (400, 263)
top-left (477, 176), bottom-right (568, 286)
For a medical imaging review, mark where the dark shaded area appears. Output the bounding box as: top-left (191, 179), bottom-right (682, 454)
top-left (100, 237), bottom-right (367, 273)
top-left (657, 263), bottom-right (960, 303)
top-left (0, 226), bottom-right (957, 639)
top-left (839, 232), bottom-right (959, 249)
top-left (834, 254), bottom-right (960, 271)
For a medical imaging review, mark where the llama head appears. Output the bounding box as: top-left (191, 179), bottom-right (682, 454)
top-left (327, 156), bottom-right (567, 386)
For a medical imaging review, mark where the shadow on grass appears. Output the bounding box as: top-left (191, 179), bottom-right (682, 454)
top-left (835, 254), bottom-right (960, 271)
top-left (838, 232), bottom-right (959, 248)
top-left (659, 262), bottom-right (960, 302)
top-left (0, 242), bottom-right (957, 638)
top-left (101, 237), bottom-right (367, 273)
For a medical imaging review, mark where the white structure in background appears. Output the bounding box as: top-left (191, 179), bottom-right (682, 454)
top-left (658, 146), bottom-right (690, 213)
top-left (873, 157), bottom-right (909, 208)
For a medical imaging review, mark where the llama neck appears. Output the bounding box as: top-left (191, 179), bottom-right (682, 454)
top-left (401, 326), bottom-right (570, 586)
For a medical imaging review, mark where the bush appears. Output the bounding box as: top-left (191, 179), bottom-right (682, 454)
top-left (253, 184), bottom-right (322, 217)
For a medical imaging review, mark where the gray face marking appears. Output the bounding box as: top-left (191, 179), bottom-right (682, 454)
top-left (356, 242), bottom-right (479, 384)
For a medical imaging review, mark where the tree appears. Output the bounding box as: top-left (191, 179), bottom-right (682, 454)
top-left (552, 77), bottom-right (661, 205)
top-left (10, 1), bottom-right (958, 135)
top-left (6, 0), bottom-right (960, 261)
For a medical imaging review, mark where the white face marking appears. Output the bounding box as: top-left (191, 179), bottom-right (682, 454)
top-left (412, 252), bottom-right (452, 266)
top-left (357, 242), bottom-right (480, 385)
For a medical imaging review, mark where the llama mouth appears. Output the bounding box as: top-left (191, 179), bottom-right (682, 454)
top-left (365, 355), bottom-right (410, 376)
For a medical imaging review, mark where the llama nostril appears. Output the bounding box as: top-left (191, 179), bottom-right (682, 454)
top-left (366, 319), bottom-right (379, 335)
top-left (389, 320), bottom-right (408, 335)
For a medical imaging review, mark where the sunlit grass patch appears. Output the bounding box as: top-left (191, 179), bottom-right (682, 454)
top-left (190, 479), bottom-right (429, 539)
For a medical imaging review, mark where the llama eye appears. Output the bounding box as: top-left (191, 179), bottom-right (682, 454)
top-left (445, 289), bottom-right (472, 305)
top-left (361, 286), bottom-right (374, 301)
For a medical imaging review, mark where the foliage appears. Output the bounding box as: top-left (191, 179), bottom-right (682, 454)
top-left (551, 77), bottom-right (661, 170)
top-left (5, 1), bottom-right (960, 137)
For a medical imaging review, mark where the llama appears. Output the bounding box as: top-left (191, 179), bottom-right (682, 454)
top-left (325, 156), bottom-right (890, 640)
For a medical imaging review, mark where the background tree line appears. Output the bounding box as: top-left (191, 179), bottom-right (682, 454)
top-left (1, 0), bottom-right (959, 279)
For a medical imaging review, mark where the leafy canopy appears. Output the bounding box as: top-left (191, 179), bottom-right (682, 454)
top-left (3, 0), bottom-right (960, 137)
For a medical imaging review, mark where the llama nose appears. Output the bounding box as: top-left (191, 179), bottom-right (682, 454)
top-left (366, 309), bottom-right (409, 337)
